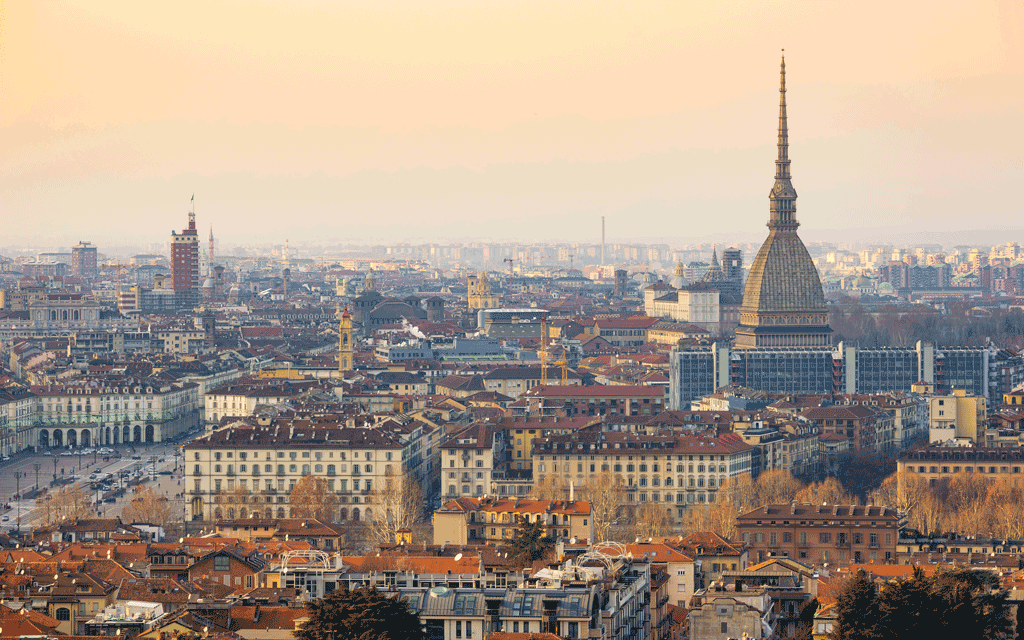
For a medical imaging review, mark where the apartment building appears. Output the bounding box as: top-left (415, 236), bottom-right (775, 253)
top-left (433, 497), bottom-right (593, 546)
top-left (735, 504), bottom-right (899, 566)
top-left (524, 384), bottom-right (667, 417)
top-left (799, 405), bottom-right (895, 454)
top-left (440, 422), bottom-right (507, 499)
top-left (898, 444), bottom-right (1024, 485)
top-left (204, 378), bottom-right (322, 424)
top-left (532, 430), bottom-right (753, 521)
top-left (183, 423), bottom-right (421, 522)
top-left (271, 552), bottom-right (651, 640)
top-left (30, 377), bottom-right (201, 447)
top-left (930, 389), bottom-right (987, 443)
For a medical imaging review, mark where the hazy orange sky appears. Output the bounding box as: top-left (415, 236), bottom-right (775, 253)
top-left (1, 0), bottom-right (1021, 247)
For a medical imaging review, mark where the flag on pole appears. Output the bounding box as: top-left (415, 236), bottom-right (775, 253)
top-left (191, 194), bottom-right (194, 202)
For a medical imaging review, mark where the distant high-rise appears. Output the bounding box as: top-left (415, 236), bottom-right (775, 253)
top-left (71, 241), bottom-right (98, 278)
top-left (735, 54), bottom-right (832, 349)
top-left (171, 207), bottom-right (200, 309)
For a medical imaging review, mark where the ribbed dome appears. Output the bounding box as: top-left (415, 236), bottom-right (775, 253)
top-left (702, 248), bottom-right (727, 285)
top-left (740, 229), bottom-right (826, 314)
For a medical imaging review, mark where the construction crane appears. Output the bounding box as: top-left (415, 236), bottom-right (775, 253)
top-left (554, 359), bottom-right (569, 384)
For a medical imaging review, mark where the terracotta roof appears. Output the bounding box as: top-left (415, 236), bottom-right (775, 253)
top-left (439, 497), bottom-right (591, 516)
top-left (342, 555), bottom-right (481, 574)
top-left (525, 384), bottom-right (664, 398)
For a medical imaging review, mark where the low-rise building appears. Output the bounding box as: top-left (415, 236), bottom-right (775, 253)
top-left (735, 503), bottom-right (899, 566)
top-left (930, 389), bottom-right (987, 443)
top-left (433, 497), bottom-right (593, 546)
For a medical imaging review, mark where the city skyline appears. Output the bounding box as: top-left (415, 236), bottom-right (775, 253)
top-left (2, 1), bottom-right (1022, 246)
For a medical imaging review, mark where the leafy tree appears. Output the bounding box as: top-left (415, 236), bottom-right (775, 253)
top-left (506, 515), bottom-right (554, 567)
top-left (834, 567), bottom-right (1012, 640)
top-left (792, 598), bottom-right (818, 640)
top-left (876, 566), bottom-right (934, 639)
top-left (295, 584), bottom-right (424, 640)
top-left (833, 570), bottom-right (883, 640)
top-left (928, 569), bottom-right (1011, 640)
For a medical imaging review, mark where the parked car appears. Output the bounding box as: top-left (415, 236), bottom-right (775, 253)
top-left (131, 455), bottom-right (141, 460)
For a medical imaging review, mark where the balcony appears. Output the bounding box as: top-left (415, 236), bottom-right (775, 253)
top-left (835, 541), bottom-right (851, 548)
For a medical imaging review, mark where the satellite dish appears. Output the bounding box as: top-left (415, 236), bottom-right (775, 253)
top-left (570, 538), bottom-right (577, 544)
top-left (454, 553), bottom-right (463, 562)
top-left (635, 536), bottom-right (640, 543)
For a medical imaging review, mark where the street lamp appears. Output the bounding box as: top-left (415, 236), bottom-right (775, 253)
top-left (52, 457), bottom-right (57, 481)
top-left (13, 472), bottom-right (21, 534)
top-left (33, 463), bottom-right (41, 493)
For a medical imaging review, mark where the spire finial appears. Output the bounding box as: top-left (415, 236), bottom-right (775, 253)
top-left (768, 50), bottom-right (797, 231)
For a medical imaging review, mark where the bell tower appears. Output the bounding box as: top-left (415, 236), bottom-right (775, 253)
top-left (338, 307), bottom-right (354, 372)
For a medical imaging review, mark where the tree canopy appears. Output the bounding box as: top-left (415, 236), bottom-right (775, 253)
top-left (833, 567), bottom-right (1012, 640)
top-left (294, 585), bottom-right (425, 640)
top-left (507, 515), bottom-right (554, 568)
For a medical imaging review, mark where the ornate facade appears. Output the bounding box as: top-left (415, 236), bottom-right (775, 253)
top-left (467, 271), bottom-right (500, 310)
top-left (735, 55), bottom-right (832, 349)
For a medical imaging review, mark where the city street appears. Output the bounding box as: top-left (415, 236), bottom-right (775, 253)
top-left (0, 430), bottom-right (201, 533)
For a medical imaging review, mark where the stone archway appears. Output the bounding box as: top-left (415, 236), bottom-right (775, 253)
top-left (122, 426), bottom-right (130, 443)
top-left (191, 497), bottom-right (204, 520)
top-left (105, 427), bottom-right (111, 445)
top-left (39, 430), bottom-right (50, 448)
top-left (145, 424), bottom-right (155, 443)
top-left (133, 425), bottom-right (142, 442)
top-left (52, 430), bottom-right (63, 448)
top-left (67, 429), bottom-right (77, 448)
top-left (80, 430), bottom-right (90, 447)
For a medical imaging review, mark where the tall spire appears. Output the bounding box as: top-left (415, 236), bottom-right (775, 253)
top-left (768, 50), bottom-right (798, 231)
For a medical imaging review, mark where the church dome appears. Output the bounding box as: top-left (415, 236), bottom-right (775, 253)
top-left (701, 248), bottom-right (727, 285)
top-left (740, 231), bottom-right (826, 313)
top-left (669, 263), bottom-right (688, 289)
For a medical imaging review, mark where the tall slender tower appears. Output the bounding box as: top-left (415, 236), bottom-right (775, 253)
top-left (735, 53), bottom-right (831, 349)
top-left (208, 224), bottom-right (215, 279)
top-left (338, 307), bottom-right (354, 372)
top-left (171, 202), bottom-right (200, 309)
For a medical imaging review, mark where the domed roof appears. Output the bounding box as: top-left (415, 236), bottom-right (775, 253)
top-left (669, 263), bottom-right (688, 289)
top-left (202, 278), bottom-right (215, 289)
top-left (701, 248), bottom-right (727, 284)
top-left (740, 230), bottom-right (826, 314)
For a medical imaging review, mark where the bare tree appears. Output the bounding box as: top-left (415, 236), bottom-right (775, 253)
top-left (530, 474), bottom-right (567, 500)
top-left (218, 485), bottom-right (256, 520)
top-left (122, 487), bottom-right (177, 528)
top-left (364, 468), bottom-right (423, 545)
top-left (987, 477), bottom-right (1024, 539)
top-left (289, 476), bottom-right (339, 523)
top-left (698, 473), bottom-right (756, 539)
top-left (752, 469), bottom-right (804, 506)
top-left (796, 477), bottom-right (855, 506)
top-left (579, 471), bottom-right (625, 543)
top-left (948, 472), bottom-right (991, 537)
top-left (35, 486), bottom-right (91, 527)
top-left (631, 502), bottom-right (671, 541)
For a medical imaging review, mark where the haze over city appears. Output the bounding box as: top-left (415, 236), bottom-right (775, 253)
top-left (2, 0), bottom-right (1022, 247)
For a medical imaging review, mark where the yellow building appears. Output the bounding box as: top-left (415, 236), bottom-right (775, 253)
top-left (433, 496), bottom-right (593, 545)
top-left (338, 308), bottom-right (354, 371)
top-left (929, 389), bottom-right (986, 443)
top-left (467, 271), bottom-right (500, 310)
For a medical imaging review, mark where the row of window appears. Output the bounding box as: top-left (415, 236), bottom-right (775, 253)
top-left (205, 463), bottom-right (381, 475)
top-left (202, 450), bottom-right (392, 461)
top-left (911, 465), bottom-right (1015, 474)
top-left (744, 530), bottom-right (892, 546)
